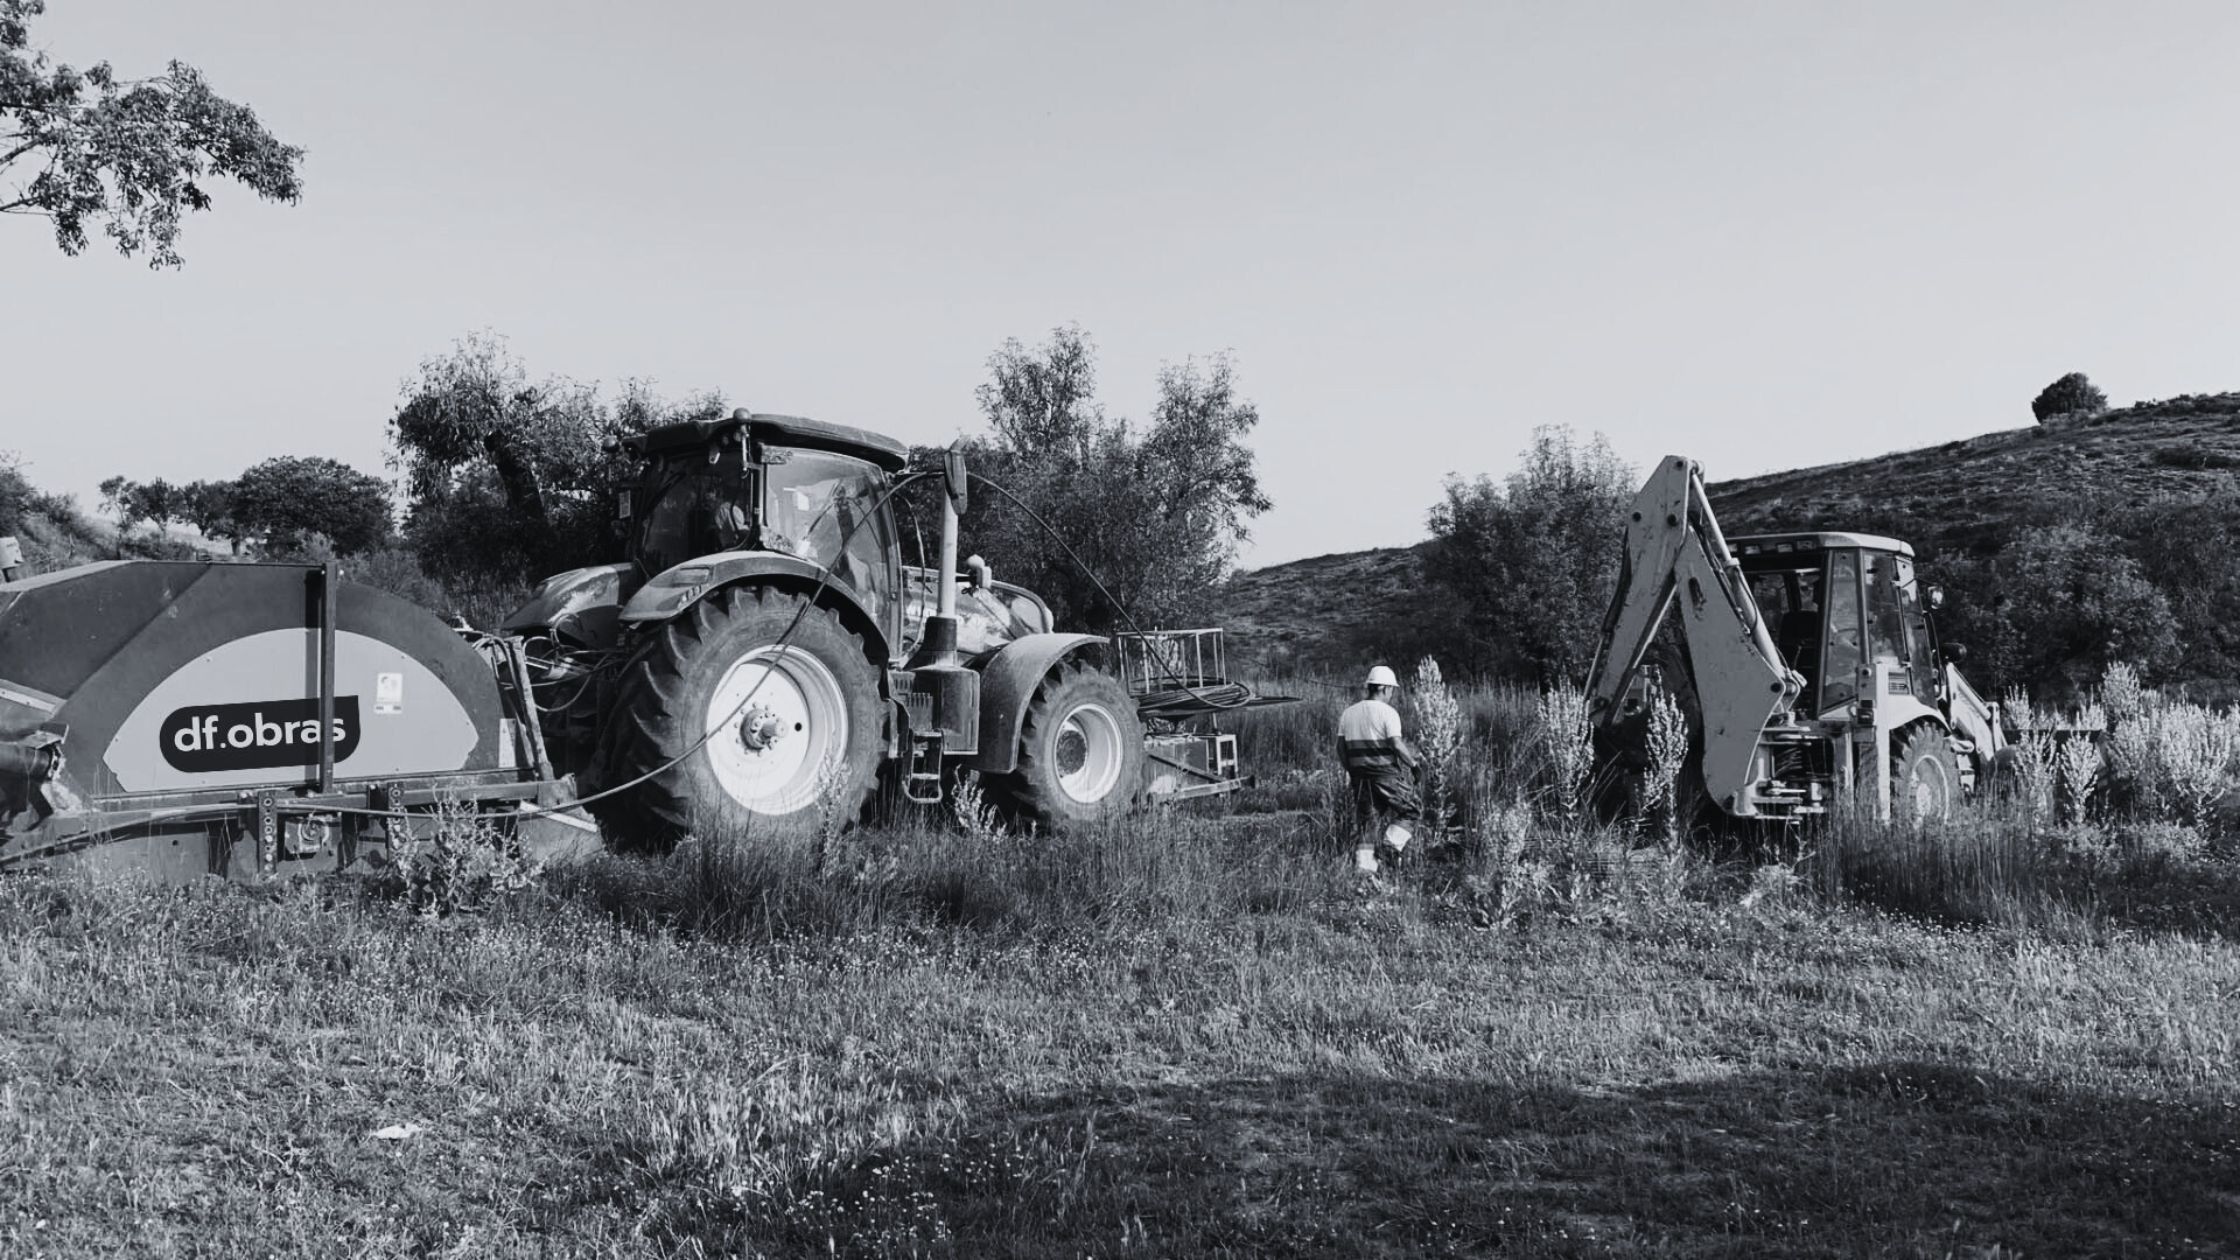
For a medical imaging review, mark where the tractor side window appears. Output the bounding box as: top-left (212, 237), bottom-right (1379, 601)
top-left (764, 452), bottom-right (895, 624)
top-left (1822, 551), bottom-right (1862, 712)
top-left (638, 468), bottom-right (757, 575)
top-left (1866, 554), bottom-right (1908, 667)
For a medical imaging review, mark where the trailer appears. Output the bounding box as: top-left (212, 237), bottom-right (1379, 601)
top-left (0, 554), bottom-right (593, 881)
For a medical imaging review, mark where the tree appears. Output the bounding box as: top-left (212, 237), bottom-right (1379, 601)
top-left (179, 478), bottom-right (238, 552)
top-left (1421, 426), bottom-right (1635, 686)
top-left (1, 1), bottom-right (303, 267)
top-left (932, 326), bottom-right (1273, 631)
top-left (231, 456), bottom-right (391, 556)
top-left (124, 478), bottom-right (176, 530)
top-left (2031, 371), bottom-right (2107, 422)
top-left (388, 331), bottom-right (724, 584)
top-left (1977, 523), bottom-right (2177, 699)
top-left (97, 474), bottom-right (131, 524)
top-left (2104, 489), bottom-right (2240, 693)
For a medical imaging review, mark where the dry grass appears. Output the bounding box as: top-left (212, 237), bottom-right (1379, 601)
top-left (8, 669), bottom-right (2240, 1256)
top-left (6, 833), bottom-right (2239, 1258)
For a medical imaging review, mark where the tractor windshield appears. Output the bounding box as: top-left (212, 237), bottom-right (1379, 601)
top-left (763, 451), bottom-right (895, 623)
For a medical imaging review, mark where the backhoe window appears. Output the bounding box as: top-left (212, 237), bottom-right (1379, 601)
top-left (1748, 567), bottom-right (1827, 713)
top-left (1891, 555), bottom-right (1937, 699)
top-left (1823, 550), bottom-right (1862, 712)
top-left (763, 451), bottom-right (894, 623)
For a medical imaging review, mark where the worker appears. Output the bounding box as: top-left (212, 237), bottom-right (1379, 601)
top-left (1338, 664), bottom-right (1421, 874)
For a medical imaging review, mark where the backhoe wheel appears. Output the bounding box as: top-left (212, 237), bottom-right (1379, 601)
top-left (1892, 724), bottom-right (1961, 824)
top-left (993, 661), bottom-right (1146, 830)
top-left (592, 586), bottom-right (882, 849)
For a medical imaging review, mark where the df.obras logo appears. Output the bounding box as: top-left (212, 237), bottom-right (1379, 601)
top-left (159, 698), bottom-right (362, 773)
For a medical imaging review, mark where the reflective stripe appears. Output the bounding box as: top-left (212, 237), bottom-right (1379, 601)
top-left (1341, 737), bottom-right (1404, 769)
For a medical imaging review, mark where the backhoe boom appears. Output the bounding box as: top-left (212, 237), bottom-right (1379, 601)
top-left (1586, 456), bottom-right (1804, 816)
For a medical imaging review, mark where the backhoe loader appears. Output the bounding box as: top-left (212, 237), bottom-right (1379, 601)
top-left (1585, 456), bottom-right (2005, 822)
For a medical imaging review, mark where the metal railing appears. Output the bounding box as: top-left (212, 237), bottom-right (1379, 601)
top-left (1114, 627), bottom-right (1228, 696)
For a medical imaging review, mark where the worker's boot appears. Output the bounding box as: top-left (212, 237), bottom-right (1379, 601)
top-left (1379, 822), bottom-right (1413, 867)
top-left (1353, 845), bottom-right (1380, 874)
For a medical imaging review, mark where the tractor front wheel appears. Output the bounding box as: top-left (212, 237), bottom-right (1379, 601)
top-left (1892, 724), bottom-right (1961, 823)
top-left (592, 586), bottom-right (882, 849)
top-left (992, 662), bottom-right (1146, 830)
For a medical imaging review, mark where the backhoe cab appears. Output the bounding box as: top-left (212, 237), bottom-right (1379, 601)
top-left (1587, 456), bottom-right (2003, 823)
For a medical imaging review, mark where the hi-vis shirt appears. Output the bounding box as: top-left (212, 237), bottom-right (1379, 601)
top-left (1338, 698), bottom-right (1408, 772)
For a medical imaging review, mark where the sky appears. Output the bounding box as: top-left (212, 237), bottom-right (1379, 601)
top-left (5, 1), bottom-right (2239, 567)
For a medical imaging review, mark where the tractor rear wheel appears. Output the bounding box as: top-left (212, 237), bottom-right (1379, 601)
top-left (1892, 724), bottom-right (1961, 823)
top-left (592, 586), bottom-right (882, 849)
top-left (992, 661), bottom-right (1146, 830)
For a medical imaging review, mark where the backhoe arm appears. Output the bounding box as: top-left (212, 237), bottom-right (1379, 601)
top-left (1586, 457), bottom-right (1803, 816)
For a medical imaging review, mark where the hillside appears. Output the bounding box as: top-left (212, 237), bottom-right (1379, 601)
top-left (1215, 544), bottom-right (1426, 676)
top-left (1219, 393), bottom-right (2240, 674)
top-left (0, 459), bottom-right (110, 572)
top-left (1708, 392), bottom-right (2240, 550)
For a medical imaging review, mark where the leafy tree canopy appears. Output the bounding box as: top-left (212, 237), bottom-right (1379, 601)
top-left (231, 456), bottom-right (391, 556)
top-left (1422, 426), bottom-right (1634, 687)
top-left (1973, 523), bottom-right (2178, 699)
top-left (927, 325), bottom-right (1273, 632)
top-left (1, 0), bottom-right (303, 266)
top-left (2031, 371), bottom-right (2107, 422)
top-left (388, 331), bottom-right (724, 584)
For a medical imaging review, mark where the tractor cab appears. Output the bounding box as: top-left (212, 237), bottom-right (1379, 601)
top-left (623, 412), bottom-right (909, 635)
top-left (1733, 533), bottom-right (1943, 721)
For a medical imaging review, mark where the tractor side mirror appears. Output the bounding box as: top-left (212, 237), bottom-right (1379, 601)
top-left (1947, 642), bottom-right (1968, 662)
top-left (1926, 585), bottom-right (1946, 610)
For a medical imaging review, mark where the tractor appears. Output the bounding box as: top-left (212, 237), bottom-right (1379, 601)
top-left (503, 409), bottom-right (1269, 844)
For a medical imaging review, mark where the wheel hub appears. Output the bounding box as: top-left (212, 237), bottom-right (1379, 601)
top-left (739, 704), bottom-right (786, 752)
top-left (1054, 703), bottom-right (1125, 804)
top-left (1056, 728), bottom-right (1087, 776)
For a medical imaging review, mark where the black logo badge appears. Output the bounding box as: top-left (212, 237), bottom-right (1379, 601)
top-left (160, 698), bottom-right (361, 773)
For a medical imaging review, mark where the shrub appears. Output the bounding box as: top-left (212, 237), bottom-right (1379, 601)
top-left (1642, 676), bottom-right (1690, 847)
top-left (2150, 445), bottom-right (2240, 471)
top-left (1404, 657), bottom-right (1465, 836)
top-left (1532, 685), bottom-right (1592, 823)
top-left (379, 803), bottom-right (545, 916)
top-left (2031, 371), bottom-right (2108, 422)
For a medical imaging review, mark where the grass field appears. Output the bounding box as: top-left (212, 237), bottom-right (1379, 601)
top-left (8, 776), bottom-right (2240, 1257)
top-left (8, 669), bottom-right (2240, 1257)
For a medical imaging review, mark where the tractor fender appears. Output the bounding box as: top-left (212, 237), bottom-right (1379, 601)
top-left (969, 632), bottom-right (1112, 775)
top-left (619, 551), bottom-right (893, 666)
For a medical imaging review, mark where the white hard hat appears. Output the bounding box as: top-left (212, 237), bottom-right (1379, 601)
top-left (1365, 665), bottom-right (1398, 689)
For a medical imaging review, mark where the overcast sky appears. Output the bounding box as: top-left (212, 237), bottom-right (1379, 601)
top-left (6, 2), bottom-right (2237, 567)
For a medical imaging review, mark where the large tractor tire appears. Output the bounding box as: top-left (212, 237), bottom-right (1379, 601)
top-left (592, 586), bottom-right (883, 849)
top-left (991, 661), bottom-right (1146, 830)
top-left (1892, 724), bottom-right (1962, 823)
